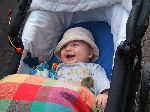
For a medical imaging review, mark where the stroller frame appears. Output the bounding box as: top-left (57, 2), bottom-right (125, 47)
top-left (0, 0), bottom-right (149, 111)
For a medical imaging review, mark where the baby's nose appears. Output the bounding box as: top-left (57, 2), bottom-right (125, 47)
top-left (65, 46), bottom-right (72, 50)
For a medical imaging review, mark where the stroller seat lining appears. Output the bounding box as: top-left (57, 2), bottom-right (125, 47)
top-left (17, 1), bottom-right (130, 80)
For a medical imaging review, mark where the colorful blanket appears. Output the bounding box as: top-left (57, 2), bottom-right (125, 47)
top-left (0, 74), bottom-right (97, 112)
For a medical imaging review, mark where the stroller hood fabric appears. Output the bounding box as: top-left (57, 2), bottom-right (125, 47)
top-left (30, 0), bottom-right (132, 13)
top-left (17, 0), bottom-right (132, 75)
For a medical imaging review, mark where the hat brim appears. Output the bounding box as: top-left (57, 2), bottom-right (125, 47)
top-left (55, 37), bottom-right (99, 62)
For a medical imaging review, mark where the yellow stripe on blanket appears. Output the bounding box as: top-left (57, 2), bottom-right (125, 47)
top-left (0, 74), bottom-right (30, 83)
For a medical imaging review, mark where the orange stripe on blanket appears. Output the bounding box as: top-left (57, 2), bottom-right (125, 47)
top-left (0, 82), bottom-right (20, 100)
top-left (23, 75), bottom-right (46, 85)
top-left (79, 87), bottom-right (97, 110)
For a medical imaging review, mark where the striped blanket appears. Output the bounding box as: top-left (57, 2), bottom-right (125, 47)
top-left (0, 74), bottom-right (97, 112)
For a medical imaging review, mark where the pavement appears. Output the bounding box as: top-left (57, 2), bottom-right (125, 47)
top-left (0, 0), bottom-right (17, 78)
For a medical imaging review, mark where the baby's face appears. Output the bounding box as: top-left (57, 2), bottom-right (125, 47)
top-left (60, 40), bottom-right (93, 64)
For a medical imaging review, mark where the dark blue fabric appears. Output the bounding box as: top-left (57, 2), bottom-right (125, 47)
top-left (50, 21), bottom-right (114, 80)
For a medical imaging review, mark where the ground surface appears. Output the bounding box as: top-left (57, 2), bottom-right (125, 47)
top-left (0, 0), bottom-right (17, 78)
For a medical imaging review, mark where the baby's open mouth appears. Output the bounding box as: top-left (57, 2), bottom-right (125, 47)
top-left (66, 54), bottom-right (75, 58)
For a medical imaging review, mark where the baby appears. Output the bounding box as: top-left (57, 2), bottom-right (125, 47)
top-left (54, 27), bottom-right (110, 111)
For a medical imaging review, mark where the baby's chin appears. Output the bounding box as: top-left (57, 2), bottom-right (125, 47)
top-left (63, 59), bottom-right (79, 64)
top-left (63, 61), bottom-right (77, 64)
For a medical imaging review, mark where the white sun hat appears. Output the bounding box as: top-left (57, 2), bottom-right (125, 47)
top-left (55, 27), bottom-right (99, 62)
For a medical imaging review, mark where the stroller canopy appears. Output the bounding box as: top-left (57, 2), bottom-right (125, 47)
top-left (30, 0), bottom-right (132, 12)
top-left (18, 0), bottom-right (132, 78)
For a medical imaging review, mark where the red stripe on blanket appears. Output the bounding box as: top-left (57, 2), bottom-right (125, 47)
top-left (73, 96), bottom-right (91, 112)
top-left (13, 83), bottom-right (41, 101)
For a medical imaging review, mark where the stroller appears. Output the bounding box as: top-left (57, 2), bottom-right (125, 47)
top-left (0, 0), bottom-right (150, 111)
